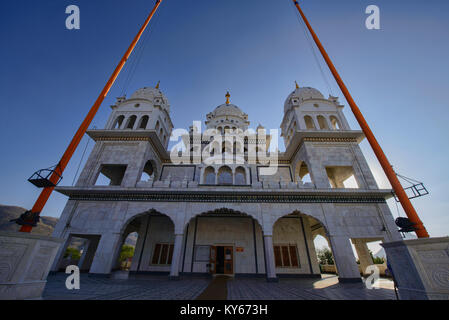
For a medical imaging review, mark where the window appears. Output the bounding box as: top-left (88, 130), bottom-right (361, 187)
top-left (95, 164), bottom-right (127, 186)
top-left (296, 162), bottom-right (312, 184)
top-left (151, 243), bottom-right (174, 265)
top-left (222, 141), bottom-right (232, 154)
top-left (138, 115), bottom-right (149, 129)
top-left (218, 166), bottom-right (233, 185)
top-left (317, 116), bottom-right (329, 130)
top-left (326, 166), bottom-right (359, 189)
top-left (113, 115), bottom-right (125, 129)
top-left (273, 244), bottom-right (300, 268)
top-left (204, 166), bottom-right (215, 184)
top-left (235, 167), bottom-right (246, 185)
top-left (330, 116), bottom-right (341, 130)
top-left (140, 160), bottom-right (155, 181)
top-left (126, 115), bottom-right (137, 129)
top-left (304, 115), bottom-right (315, 130)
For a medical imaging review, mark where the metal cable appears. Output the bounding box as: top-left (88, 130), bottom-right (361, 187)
top-left (119, 8), bottom-right (161, 96)
top-left (289, 1), bottom-right (334, 96)
top-left (71, 137), bottom-right (92, 186)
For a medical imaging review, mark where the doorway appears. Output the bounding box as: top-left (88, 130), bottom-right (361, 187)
top-left (210, 245), bottom-right (234, 275)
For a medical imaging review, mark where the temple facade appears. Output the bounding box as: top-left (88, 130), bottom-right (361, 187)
top-left (50, 84), bottom-right (401, 283)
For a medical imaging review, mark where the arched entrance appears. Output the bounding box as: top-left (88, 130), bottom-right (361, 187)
top-left (116, 210), bottom-right (176, 275)
top-left (180, 208), bottom-right (265, 278)
top-left (272, 212), bottom-right (323, 278)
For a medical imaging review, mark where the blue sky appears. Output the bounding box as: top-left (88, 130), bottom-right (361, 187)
top-left (0, 0), bottom-right (448, 239)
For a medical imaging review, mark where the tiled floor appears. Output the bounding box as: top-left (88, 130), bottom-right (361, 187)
top-left (43, 273), bottom-right (210, 300)
top-left (227, 275), bottom-right (397, 300)
top-left (43, 273), bottom-right (397, 300)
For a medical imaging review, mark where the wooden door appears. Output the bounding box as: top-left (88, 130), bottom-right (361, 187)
top-left (223, 246), bottom-right (234, 275)
top-left (209, 246), bottom-right (217, 274)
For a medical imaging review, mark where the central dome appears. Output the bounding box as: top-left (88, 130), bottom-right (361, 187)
top-left (213, 103), bottom-right (245, 117)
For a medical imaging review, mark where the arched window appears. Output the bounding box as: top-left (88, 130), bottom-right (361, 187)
top-left (304, 116), bottom-right (315, 130)
top-left (234, 141), bottom-right (243, 154)
top-left (222, 141), bottom-right (232, 154)
top-left (141, 160), bottom-right (156, 181)
top-left (317, 116), bottom-right (329, 130)
top-left (296, 161), bottom-right (312, 184)
top-left (159, 128), bottom-right (163, 137)
top-left (235, 167), bottom-right (246, 185)
top-left (330, 116), bottom-right (341, 130)
top-left (218, 166), bottom-right (233, 185)
top-left (138, 116), bottom-right (149, 129)
top-left (126, 115), bottom-right (137, 129)
top-left (203, 167), bottom-right (215, 185)
top-left (113, 115), bottom-right (125, 129)
top-left (209, 141), bottom-right (220, 157)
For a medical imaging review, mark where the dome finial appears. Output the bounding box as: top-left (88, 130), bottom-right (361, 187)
top-left (295, 81), bottom-right (299, 89)
top-left (225, 91), bottom-right (231, 105)
top-left (155, 80), bottom-right (160, 89)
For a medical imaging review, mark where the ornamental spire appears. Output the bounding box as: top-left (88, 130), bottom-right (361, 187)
top-left (295, 81), bottom-right (299, 89)
top-left (155, 80), bottom-right (160, 89)
top-left (225, 91), bottom-right (231, 104)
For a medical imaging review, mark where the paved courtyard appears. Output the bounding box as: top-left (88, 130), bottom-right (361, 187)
top-left (43, 273), bottom-right (397, 300)
top-left (228, 275), bottom-right (396, 300)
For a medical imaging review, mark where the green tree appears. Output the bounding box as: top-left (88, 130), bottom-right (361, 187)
top-left (369, 250), bottom-right (385, 264)
top-left (357, 250), bottom-right (385, 265)
top-left (119, 245), bottom-right (135, 263)
top-left (317, 247), bottom-right (334, 265)
top-left (64, 247), bottom-right (81, 260)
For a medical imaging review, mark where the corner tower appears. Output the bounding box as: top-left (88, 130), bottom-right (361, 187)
top-left (281, 83), bottom-right (378, 190)
top-left (74, 85), bottom-right (173, 189)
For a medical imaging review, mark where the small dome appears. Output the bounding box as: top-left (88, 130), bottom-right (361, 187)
top-left (284, 87), bottom-right (324, 113)
top-left (129, 86), bottom-right (170, 112)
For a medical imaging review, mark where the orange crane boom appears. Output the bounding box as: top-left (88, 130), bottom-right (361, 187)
top-left (19, 0), bottom-right (164, 232)
top-left (292, 0), bottom-right (429, 238)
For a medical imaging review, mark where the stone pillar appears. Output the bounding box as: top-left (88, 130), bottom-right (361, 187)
top-left (77, 239), bottom-right (91, 270)
top-left (352, 239), bottom-right (374, 276)
top-left (263, 234), bottom-right (278, 282)
top-left (328, 235), bottom-right (361, 283)
top-left (79, 237), bottom-right (100, 273)
top-left (169, 233), bottom-right (184, 280)
top-left (89, 232), bottom-right (122, 276)
top-left (130, 216), bottom-right (149, 272)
